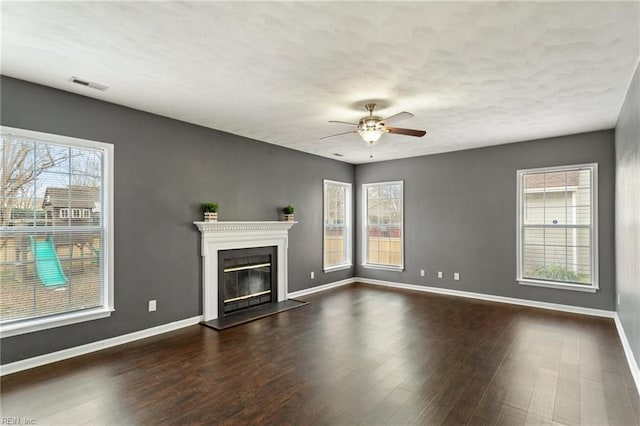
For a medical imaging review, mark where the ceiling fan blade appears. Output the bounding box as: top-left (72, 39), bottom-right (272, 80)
top-left (329, 120), bottom-right (358, 126)
top-left (320, 130), bottom-right (357, 140)
top-left (383, 111), bottom-right (414, 125)
top-left (386, 127), bottom-right (426, 137)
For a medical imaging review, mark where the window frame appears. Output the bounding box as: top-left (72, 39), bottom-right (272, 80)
top-left (362, 180), bottom-right (405, 272)
top-left (0, 126), bottom-right (115, 338)
top-left (516, 163), bottom-right (598, 293)
top-left (59, 208), bottom-right (69, 219)
top-left (323, 179), bottom-right (352, 272)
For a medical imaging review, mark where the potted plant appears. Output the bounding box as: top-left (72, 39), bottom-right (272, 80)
top-left (201, 203), bottom-right (219, 222)
top-left (283, 205), bottom-right (295, 222)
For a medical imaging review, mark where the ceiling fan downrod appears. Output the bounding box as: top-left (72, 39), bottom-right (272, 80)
top-left (365, 104), bottom-right (377, 116)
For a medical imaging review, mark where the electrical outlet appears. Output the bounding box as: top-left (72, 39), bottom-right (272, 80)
top-left (148, 300), bottom-right (156, 312)
top-left (453, 272), bottom-right (460, 281)
top-left (310, 271), bottom-right (315, 279)
top-left (438, 271), bottom-right (443, 279)
top-left (420, 269), bottom-right (425, 277)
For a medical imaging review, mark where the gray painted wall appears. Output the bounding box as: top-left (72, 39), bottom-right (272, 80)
top-left (0, 76), bottom-right (354, 364)
top-left (355, 130), bottom-right (616, 310)
top-left (615, 62), bottom-right (640, 369)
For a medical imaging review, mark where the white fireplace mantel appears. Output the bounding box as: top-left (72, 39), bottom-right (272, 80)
top-left (194, 221), bottom-right (296, 321)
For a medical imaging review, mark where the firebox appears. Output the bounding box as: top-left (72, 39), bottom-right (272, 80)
top-left (218, 246), bottom-right (277, 315)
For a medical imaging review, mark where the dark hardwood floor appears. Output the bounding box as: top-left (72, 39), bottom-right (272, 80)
top-left (1, 283), bottom-right (638, 425)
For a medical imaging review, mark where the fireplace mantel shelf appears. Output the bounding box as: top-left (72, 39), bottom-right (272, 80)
top-left (194, 221), bottom-right (297, 232)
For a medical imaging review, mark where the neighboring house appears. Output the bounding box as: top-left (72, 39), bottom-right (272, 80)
top-left (42, 186), bottom-right (97, 227)
top-left (42, 186), bottom-right (99, 247)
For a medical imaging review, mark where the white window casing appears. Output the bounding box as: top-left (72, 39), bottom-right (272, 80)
top-left (323, 179), bottom-right (352, 272)
top-left (516, 163), bottom-right (598, 292)
top-left (0, 126), bottom-right (114, 337)
top-left (362, 180), bottom-right (404, 271)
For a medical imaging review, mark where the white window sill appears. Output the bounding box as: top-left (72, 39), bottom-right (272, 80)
top-left (323, 264), bottom-right (353, 273)
top-left (362, 263), bottom-right (404, 272)
top-left (517, 278), bottom-right (598, 293)
top-left (0, 307), bottom-right (114, 338)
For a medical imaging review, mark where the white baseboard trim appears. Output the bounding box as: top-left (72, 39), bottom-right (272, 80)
top-left (0, 315), bottom-right (203, 376)
top-left (614, 314), bottom-right (640, 397)
top-left (288, 278), bottom-right (356, 299)
top-left (355, 277), bottom-right (616, 318)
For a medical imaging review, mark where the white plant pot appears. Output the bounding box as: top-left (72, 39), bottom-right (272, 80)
top-left (204, 212), bottom-right (218, 222)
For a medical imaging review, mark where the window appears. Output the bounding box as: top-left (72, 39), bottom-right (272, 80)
top-left (323, 180), bottom-right (352, 271)
top-left (0, 126), bottom-right (114, 337)
top-left (82, 208), bottom-right (91, 218)
top-left (517, 164), bottom-right (598, 292)
top-left (362, 181), bottom-right (404, 271)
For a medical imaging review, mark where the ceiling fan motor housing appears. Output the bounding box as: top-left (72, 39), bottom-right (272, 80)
top-left (358, 116), bottom-right (387, 143)
top-left (358, 116), bottom-right (385, 132)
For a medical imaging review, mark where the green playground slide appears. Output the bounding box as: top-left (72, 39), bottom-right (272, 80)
top-left (28, 236), bottom-right (68, 287)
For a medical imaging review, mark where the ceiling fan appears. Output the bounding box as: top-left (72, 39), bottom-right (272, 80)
top-left (322, 103), bottom-right (426, 146)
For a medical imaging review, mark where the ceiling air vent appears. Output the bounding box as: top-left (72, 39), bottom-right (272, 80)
top-left (69, 76), bottom-right (109, 91)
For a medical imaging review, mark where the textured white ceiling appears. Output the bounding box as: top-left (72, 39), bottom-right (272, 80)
top-left (1, 1), bottom-right (639, 164)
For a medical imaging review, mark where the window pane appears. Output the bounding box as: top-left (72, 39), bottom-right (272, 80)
top-left (523, 244), bottom-right (545, 269)
top-left (1, 231), bottom-right (103, 322)
top-left (523, 172), bottom-right (545, 190)
top-left (324, 226), bottom-right (345, 266)
top-left (36, 143), bottom-right (70, 173)
top-left (524, 206), bottom-right (544, 225)
top-left (523, 228), bottom-right (544, 245)
top-left (544, 171), bottom-right (567, 189)
top-left (575, 206), bottom-right (591, 225)
top-left (364, 182), bottom-right (403, 268)
top-left (519, 165), bottom-right (595, 288)
top-left (576, 228), bottom-right (591, 247)
top-left (71, 148), bottom-right (101, 177)
top-left (544, 206), bottom-right (566, 225)
top-left (545, 227), bottom-right (567, 246)
top-left (323, 181), bottom-right (351, 269)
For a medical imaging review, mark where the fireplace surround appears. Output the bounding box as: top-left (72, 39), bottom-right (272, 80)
top-left (219, 246), bottom-right (277, 315)
top-left (194, 221), bottom-right (296, 321)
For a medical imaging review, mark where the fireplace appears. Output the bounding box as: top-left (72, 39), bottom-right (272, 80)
top-left (194, 221), bottom-right (296, 322)
top-left (219, 246), bottom-right (277, 315)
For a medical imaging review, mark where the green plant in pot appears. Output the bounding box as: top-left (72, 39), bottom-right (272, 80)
top-left (283, 205), bottom-right (295, 221)
top-left (201, 203), bottom-right (219, 222)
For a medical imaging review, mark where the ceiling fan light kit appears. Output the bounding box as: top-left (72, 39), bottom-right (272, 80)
top-left (360, 130), bottom-right (384, 144)
top-left (358, 104), bottom-right (386, 144)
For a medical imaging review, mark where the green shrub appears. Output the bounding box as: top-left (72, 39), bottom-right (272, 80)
top-left (528, 264), bottom-right (584, 282)
top-left (283, 205), bottom-right (295, 214)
